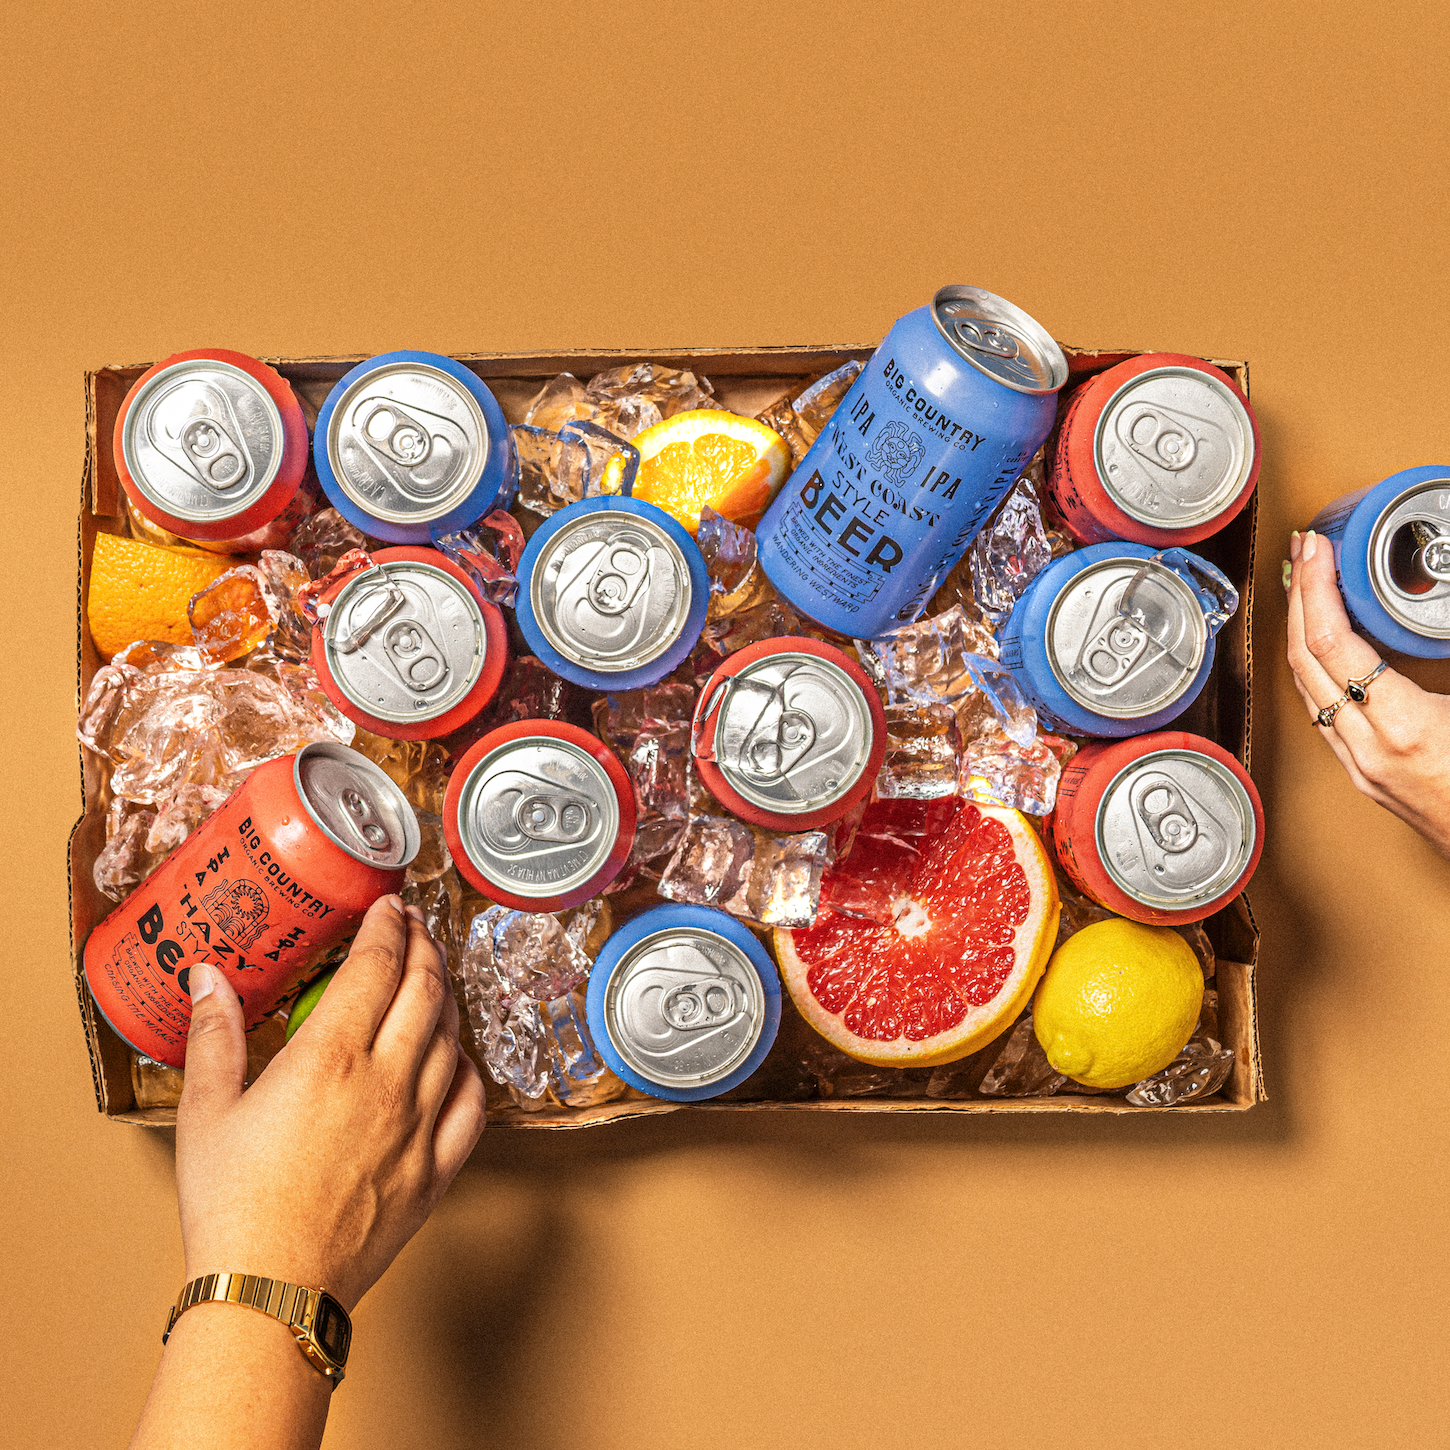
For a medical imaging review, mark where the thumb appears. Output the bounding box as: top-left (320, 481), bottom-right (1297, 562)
top-left (178, 962), bottom-right (246, 1116)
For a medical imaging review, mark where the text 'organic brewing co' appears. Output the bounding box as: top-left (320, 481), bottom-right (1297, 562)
top-left (756, 286), bottom-right (1068, 637)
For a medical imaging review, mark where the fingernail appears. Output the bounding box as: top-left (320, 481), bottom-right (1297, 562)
top-left (1282, 560), bottom-right (1292, 592)
top-left (404, 904), bottom-right (426, 924)
top-left (189, 963), bottom-right (215, 1002)
top-left (1289, 531), bottom-right (1302, 562)
top-left (1303, 529), bottom-right (1318, 561)
top-left (382, 894), bottom-right (404, 914)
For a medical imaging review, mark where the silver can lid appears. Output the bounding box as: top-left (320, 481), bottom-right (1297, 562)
top-left (930, 286), bottom-right (1069, 395)
top-left (1093, 366), bottom-right (1256, 529)
top-left (121, 358), bottom-right (285, 524)
top-left (603, 926), bottom-right (765, 1090)
top-left (529, 510), bottom-right (695, 674)
top-left (322, 561), bottom-right (487, 724)
top-left (1047, 557), bottom-right (1207, 719)
top-left (325, 361), bottom-right (489, 525)
top-left (1096, 749), bottom-right (1256, 909)
top-left (700, 653), bottom-right (874, 815)
top-left (294, 742), bottom-right (420, 869)
top-left (452, 735), bottom-right (621, 899)
top-left (1366, 480), bottom-right (1450, 639)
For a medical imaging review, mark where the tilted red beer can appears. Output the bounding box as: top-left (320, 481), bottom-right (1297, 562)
top-left (1047, 730), bottom-right (1263, 926)
top-left (114, 348), bottom-right (315, 553)
top-left (84, 743), bottom-right (419, 1067)
top-left (691, 637), bottom-right (886, 832)
top-left (1047, 353), bottom-right (1260, 548)
top-left (443, 720), bottom-right (636, 912)
top-left (310, 547), bottom-right (510, 741)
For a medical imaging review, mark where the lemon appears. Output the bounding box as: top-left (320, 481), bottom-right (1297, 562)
top-left (1032, 919), bottom-right (1202, 1089)
top-left (86, 531), bottom-right (232, 660)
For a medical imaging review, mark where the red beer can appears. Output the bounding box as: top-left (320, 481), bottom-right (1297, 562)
top-left (84, 743), bottom-right (419, 1067)
top-left (1047, 353), bottom-right (1260, 547)
top-left (114, 348), bottom-right (314, 553)
top-left (443, 721), bottom-right (636, 912)
top-left (692, 637), bottom-right (886, 831)
top-left (310, 547), bottom-right (509, 741)
top-left (1047, 730), bottom-right (1263, 926)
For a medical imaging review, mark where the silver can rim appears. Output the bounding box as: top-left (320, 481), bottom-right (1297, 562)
top-left (1091, 365), bottom-right (1256, 530)
top-left (1094, 748), bottom-right (1256, 909)
top-left (602, 925), bottom-right (765, 1089)
top-left (121, 357), bottom-right (286, 523)
top-left (325, 360), bottom-right (490, 526)
top-left (293, 742), bottom-right (421, 869)
top-left (1045, 557), bottom-right (1208, 719)
top-left (929, 285), bottom-right (1069, 396)
top-left (453, 735), bottom-right (622, 898)
top-left (321, 560), bottom-right (488, 724)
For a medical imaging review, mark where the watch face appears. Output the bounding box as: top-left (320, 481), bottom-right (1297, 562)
top-left (314, 1294), bottom-right (351, 1365)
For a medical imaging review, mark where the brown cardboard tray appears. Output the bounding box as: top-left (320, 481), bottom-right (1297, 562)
top-left (71, 343), bottom-right (1261, 1126)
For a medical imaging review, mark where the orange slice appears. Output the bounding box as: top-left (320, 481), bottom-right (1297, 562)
top-left (628, 409), bottom-right (791, 534)
top-left (86, 532), bottom-right (234, 660)
top-left (774, 798), bottom-right (1060, 1067)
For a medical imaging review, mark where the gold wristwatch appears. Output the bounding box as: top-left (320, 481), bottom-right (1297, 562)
top-left (163, 1272), bottom-right (351, 1387)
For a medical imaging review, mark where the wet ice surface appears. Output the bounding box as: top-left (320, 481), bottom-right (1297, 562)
top-left (753, 360), bottom-right (864, 466)
top-left (876, 703), bottom-right (961, 800)
top-left (967, 476), bottom-right (1055, 629)
top-left (432, 509), bottom-right (526, 608)
top-left (656, 815), bottom-right (829, 927)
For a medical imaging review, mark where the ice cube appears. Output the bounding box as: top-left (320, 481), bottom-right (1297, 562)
top-left (523, 373), bottom-right (593, 432)
top-left (405, 811), bottom-right (453, 886)
top-left (256, 550), bottom-right (313, 661)
top-left (626, 723), bottom-right (693, 865)
top-left (1133, 547), bottom-right (1240, 639)
top-left (554, 419), bottom-right (641, 504)
top-left (512, 424), bottom-right (570, 517)
top-left (754, 393), bottom-right (811, 467)
top-left (189, 565), bottom-right (273, 663)
top-left (978, 1014), bottom-right (1065, 1096)
top-left (967, 476), bottom-right (1054, 629)
top-left (432, 508), bottom-right (526, 607)
top-left (1126, 993), bottom-right (1234, 1106)
top-left (656, 815), bottom-right (828, 927)
top-left (467, 905), bottom-right (593, 1003)
top-left (404, 866), bottom-right (465, 975)
top-left (585, 363), bottom-right (716, 436)
top-left (350, 729), bottom-right (450, 815)
top-left (286, 508), bottom-right (379, 580)
top-left (144, 782), bottom-right (230, 858)
top-left (591, 684), bottom-right (698, 755)
top-left (696, 506), bottom-right (758, 597)
top-left (1053, 874), bottom-right (1117, 948)
top-left (93, 799), bottom-right (159, 901)
top-left (876, 703), bottom-right (961, 800)
top-left (793, 360), bottom-right (863, 438)
top-left (297, 549), bottom-right (375, 624)
top-left (962, 725), bottom-right (1062, 816)
top-left (871, 605), bottom-right (1000, 706)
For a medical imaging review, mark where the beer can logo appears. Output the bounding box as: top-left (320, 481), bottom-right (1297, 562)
top-left (202, 878), bottom-right (270, 950)
top-left (150, 379), bottom-right (254, 493)
top-left (866, 419), bottom-right (927, 485)
top-left (349, 394), bottom-right (472, 503)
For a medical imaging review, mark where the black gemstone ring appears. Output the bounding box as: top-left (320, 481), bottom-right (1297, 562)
top-left (1315, 660), bottom-right (1387, 727)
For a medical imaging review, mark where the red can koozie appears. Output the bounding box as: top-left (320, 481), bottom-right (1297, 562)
top-left (114, 348), bottom-right (312, 552)
top-left (692, 637), bottom-right (886, 832)
top-left (444, 721), bottom-right (636, 912)
top-left (1047, 353), bottom-right (1260, 547)
top-left (310, 547), bottom-right (509, 742)
top-left (1047, 730), bottom-right (1263, 925)
top-left (84, 744), bottom-right (419, 1067)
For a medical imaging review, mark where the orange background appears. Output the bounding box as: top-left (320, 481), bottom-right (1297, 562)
top-left (3, 2), bottom-right (1448, 1445)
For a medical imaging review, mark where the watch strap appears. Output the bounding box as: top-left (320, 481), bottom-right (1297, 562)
top-left (162, 1272), bottom-right (346, 1386)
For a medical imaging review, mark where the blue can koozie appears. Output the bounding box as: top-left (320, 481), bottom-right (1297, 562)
top-left (1308, 464), bottom-right (1450, 658)
top-left (314, 350), bottom-right (513, 545)
top-left (998, 542), bottom-right (1236, 738)
top-left (756, 286), bottom-right (1067, 637)
top-left (514, 496), bottom-right (709, 691)
top-left (585, 905), bottom-right (782, 1103)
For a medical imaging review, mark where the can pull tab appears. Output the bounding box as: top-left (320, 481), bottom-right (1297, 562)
top-left (1122, 548), bottom-right (1239, 643)
top-left (381, 618), bottom-right (449, 694)
top-left (1415, 524), bottom-right (1450, 583)
top-left (514, 788), bottom-right (594, 845)
top-left (340, 785), bottom-right (393, 853)
top-left (1078, 611), bottom-right (1151, 687)
top-left (587, 540), bottom-right (652, 616)
top-left (335, 568), bottom-right (407, 654)
top-left (1116, 401), bottom-right (1202, 473)
top-left (660, 974), bottom-right (745, 1033)
top-left (1129, 773), bottom-right (1199, 853)
top-left (165, 385), bottom-right (252, 492)
top-left (944, 311), bottom-right (1036, 381)
top-left (704, 676), bottom-right (820, 782)
top-left (361, 400), bottom-right (434, 468)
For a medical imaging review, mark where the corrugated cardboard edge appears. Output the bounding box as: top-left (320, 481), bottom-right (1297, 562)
top-left (71, 343), bottom-right (1263, 1125)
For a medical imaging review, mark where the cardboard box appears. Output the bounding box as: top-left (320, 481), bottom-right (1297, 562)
top-left (71, 344), bottom-right (1262, 1126)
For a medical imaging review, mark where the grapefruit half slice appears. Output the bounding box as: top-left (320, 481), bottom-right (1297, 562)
top-left (775, 798), bottom-right (1060, 1067)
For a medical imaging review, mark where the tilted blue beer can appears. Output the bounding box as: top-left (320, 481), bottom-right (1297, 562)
top-left (1307, 464), bottom-right (1450, 659)
top-left (998, 542), bottom-right (1237, 738)
top-left (756, 286), bottom-right (1068, 637)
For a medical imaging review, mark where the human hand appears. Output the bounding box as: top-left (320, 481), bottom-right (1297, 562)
top-left (175, 896), bottom-right (486, 1312)
top-left (1285, 527), bottom-right (1450, 857)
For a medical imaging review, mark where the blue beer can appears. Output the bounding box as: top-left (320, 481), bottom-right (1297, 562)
top-left (998, 542), bottom-right (1234, 738)
top-left (585, 904), bottom-right (781, 1103)
top-left (756, 286), bottom-right (1068, 637)
top-left (314, 350), bottom-right (514, 544)
top-left (1307, 465), bottom-right (1450, 658)
top-left (514, 495), bottom-right (709, 691)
